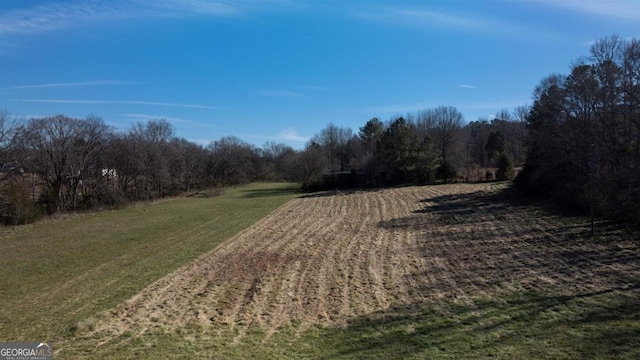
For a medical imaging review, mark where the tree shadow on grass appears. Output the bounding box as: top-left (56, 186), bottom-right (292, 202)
top-left (239, 185), bottom-right (301, 198)
top-left (316, 285), bottom-right (640, 359)
top-left (359, 186), bottom-right (640, 358)
top-left (382, 186), bottom-right (640, 296)
top-left (298, 187), bottom-right (387, 199)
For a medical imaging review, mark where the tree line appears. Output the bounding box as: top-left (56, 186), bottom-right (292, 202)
top-left (516, 35), bottom-right (640, 226)
top-left (297, 105), bottom-right (526, 190)
top-left (0, 114), bottom-right (300, 224)
top-left (0, 105), bottom-right (526, 225)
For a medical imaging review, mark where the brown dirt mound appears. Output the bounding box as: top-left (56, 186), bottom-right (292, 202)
top-left (86, 183), bottom-right (640, 343)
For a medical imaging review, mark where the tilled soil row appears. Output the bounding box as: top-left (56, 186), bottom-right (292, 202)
top-left (87, 183), bottom-right (640, 342)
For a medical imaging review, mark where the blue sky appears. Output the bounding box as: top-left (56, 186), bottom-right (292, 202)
top-left (1, 0), bottom-right (639, 148)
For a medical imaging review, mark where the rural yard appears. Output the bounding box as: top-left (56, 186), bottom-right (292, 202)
top-left (62, 183), bottom-right (640, 358)
top-left (3, 1), bottom-right (639, 358)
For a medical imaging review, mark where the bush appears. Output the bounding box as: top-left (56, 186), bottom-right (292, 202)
top-left (436, 160), bottom-right (457, 183)
top-left (485, 170), bottom-right (494, 182)
top-left (413, 165), bottom-right (436, 185)
top-left (496, 152), bottom-right (515, 181)
top-left (0, 182), bottom-right (41, 225)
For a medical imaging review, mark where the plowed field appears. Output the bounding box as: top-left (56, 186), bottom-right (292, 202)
top-left (83, 183), bottom-right (640, 348)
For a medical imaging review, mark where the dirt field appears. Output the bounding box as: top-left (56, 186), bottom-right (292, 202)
top-left (83, 183), bottom-right (640, 346)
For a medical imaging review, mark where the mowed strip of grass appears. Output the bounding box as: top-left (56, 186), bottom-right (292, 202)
top-left (0, 182), bottom-right (300, 343)
top-left (68, 288), bottom-right (640, 359)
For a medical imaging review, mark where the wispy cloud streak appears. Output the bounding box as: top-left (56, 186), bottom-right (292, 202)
top-left (4, 80), bottom-right (136, 90)
top-left (536, 0), bottom-right (640, 20)
top-left (10, 98), bottom-right (218, 109)
top-left (360, 7), bottom-right (487, 33)
top-left (0, 2), bottom-right (120, 35)
top-left (277, 128), bottom-right (308, 142)
top-left (358, 5), bottom-right (560, 39)
top-left (148, 0), bottom-right (241, 16)
top-left (0, 0), bottom-right (290, 37)
top-left (244, 128), bottom-right (309, 144)
top-left (459, 84), bottom-right (477, 89)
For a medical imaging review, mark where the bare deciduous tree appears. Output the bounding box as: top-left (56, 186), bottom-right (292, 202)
top-left (16, 115), bottom-right (110, 211)
top-left (431, 106), bottom-right (464, 163)
top-left (312, 123), bottom-right (354, 173)
top-left (207, 136), bottom-right (258, 186)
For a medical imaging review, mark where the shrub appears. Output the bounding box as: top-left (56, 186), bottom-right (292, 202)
top-left (436, 160), bottom-right (457, 183)
top-left (485, 170), bottom-right (494, 182)
top-left (496, 152), bottom-right (515, 181)
top-left (0, 182), bottom-right (41, 225)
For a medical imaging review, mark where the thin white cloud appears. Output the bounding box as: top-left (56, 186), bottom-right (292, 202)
top-left (0, 2), bottom-right (121, 35)
top-left (0, 0), bottom-right (291, 37)
top-left (536, 0), bottom-right (640, 20)
top-left (393, 8), bottom-right (480, 30)
top-left (258, 90), bottom-right (309, 99)
top-left (359, 7), bottom-right (490, 33)
top-left (358, 5), bottom-right (561, 40)
top-left (243, 128), bottom-right (309, 144)
top-left (148, 0), bottom-right (241, 16)
top-left (10, 98), bottom-right (219, 109)
top-left (3, 80), bottom-right (136, 90)
top-left (277, 128), bottom-right (308, 143)
top-left (459, 84), bottom-right (477, 89)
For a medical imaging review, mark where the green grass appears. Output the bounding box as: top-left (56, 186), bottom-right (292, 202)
top-left (66, 287), bottom-right (640, 359)
top-left (3, 182), bottom-right (640, 359)
top-left (0, 182), bottom-right (300, 343)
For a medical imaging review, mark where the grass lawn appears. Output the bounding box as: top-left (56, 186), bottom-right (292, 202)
top-left (67, 288), bottom-right (640, 359)
top-left (0, 182), bottom-right (300, 344)
top-left (2, 182), bottom-right (639, 359)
